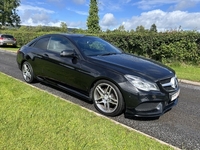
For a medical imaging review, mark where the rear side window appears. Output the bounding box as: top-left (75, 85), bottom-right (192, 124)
top-left (2, 35), bottom-right (14, 38)
top-left (32, 37), bottom-right (49, 50)
top-left (47, 36), bottom-right (74, 53)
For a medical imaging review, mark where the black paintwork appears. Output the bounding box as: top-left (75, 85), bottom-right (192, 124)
top-left (16, 33), bottom-right (180, 117)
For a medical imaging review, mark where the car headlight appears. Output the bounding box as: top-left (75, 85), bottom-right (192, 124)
top-left (125, 75), bottom-right (159, 91)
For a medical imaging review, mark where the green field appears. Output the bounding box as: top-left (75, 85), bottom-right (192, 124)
top-left (0, 46), bottom-right (19, 52)
top-left (169, 64), bottom-right (200, 82)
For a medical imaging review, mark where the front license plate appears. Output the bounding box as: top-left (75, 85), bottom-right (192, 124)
top-left (171, 89), bottom-right (180, 101)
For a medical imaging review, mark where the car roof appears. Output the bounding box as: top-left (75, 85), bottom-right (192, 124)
top-left (41, 33), bottom-right (97, 38)
top-left (0, 34), bottom-right (14, 36)
top-left (26, 33), bottom-right (98, 46)
top-left (60, 33), bottom-right (86, 37)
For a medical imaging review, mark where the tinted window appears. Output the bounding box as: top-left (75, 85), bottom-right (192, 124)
top-left (33, 37), bottom-right (49, 50)
top-left (47, 36), bottom-right (73, 53)
top-left (2, 35), bottom-right (14, 39)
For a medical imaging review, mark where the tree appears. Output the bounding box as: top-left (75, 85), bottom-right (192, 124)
top-left (136, 25), bottom-right (147, 32)
top-left (60, 22), bottom-right (68, 32)
top-left (0, 0), bottom-right (21, 28)
top-left (150, 23), bottom-right (157, 32)
top-left (117, 25), bottom-right (126, 32)
top-left (87, 0), bottom-right (101, 33)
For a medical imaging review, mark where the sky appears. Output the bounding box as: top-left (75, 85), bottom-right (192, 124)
top-left (17, 0), bottom-right (200, 31)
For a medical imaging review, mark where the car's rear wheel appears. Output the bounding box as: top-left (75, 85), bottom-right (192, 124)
top-left (92, 80), bottom-right (124, 117)
top-left (22, 61), bottom-right (34, 83)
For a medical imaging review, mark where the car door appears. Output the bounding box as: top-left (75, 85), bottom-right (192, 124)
top-left (42, 35), bottom-right (84, 89)
top-left (28, 36), bottom-right (50, 77)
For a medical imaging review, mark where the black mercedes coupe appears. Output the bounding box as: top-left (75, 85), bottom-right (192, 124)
top-left (16, 33), bottom-right (180, 118)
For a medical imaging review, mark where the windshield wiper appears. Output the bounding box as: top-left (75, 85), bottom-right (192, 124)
top-left (98, 52), bottom-right (118, 56)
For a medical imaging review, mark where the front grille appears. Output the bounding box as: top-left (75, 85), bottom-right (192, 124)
top-left (160, 78), bottom-right (171, 84)
top-left (159, 76), bottom-right (178, 92)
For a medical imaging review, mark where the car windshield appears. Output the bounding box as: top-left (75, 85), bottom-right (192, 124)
top-left (69, 36), bottom-right (122, 56)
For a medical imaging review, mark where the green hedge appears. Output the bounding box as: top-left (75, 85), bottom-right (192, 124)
top-left (99, 32), bottom-right (200, 64)
top-left (1, 30), bottom-right (200, 64)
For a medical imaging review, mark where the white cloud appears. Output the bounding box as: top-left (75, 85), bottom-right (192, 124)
top-left (101, 13), bottom-right (116, 26)
top-left (98, 0), bottom-right (123, 11)
top-left (100, 13), bottom-right (118, 30)
top-left (18, 4), bottom-right (56, 26)
top-left (18, 4), bottom-right (86, 28)
top-left (18, 4), bottom-right (54, 14)
top-left (133, 0), bottom-right (200, 10)
top-left (171, 0), bottom-right (197, 10)
top-left (133, 0), bottom-right (175, 10)
top-left (46, 0), bottom-right (67, 9)
top-left (67, 8), bottom-right (88, 16)
top-left (122, 9), bottom-right (200, 31)
top-left (73, 0), bottom-right (86, 5)
top-left (18, 2), bottom-right (88, 28)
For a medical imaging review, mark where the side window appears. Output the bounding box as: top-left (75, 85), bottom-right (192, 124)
top-left (32, 37), bottom-right (49, 50)
top-left (47, 36), bottom-right (73, 53)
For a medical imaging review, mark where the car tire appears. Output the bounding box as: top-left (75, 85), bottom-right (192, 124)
top-left (22, 61), bottom-right (35, 83)
top-left (92, 80), bottom-right (125, 117)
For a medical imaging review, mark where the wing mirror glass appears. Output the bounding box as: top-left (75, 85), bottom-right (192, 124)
top-left (60, 49), bottom-right (75, 57)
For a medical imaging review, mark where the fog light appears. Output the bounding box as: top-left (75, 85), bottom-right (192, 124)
top-left (152, 95), bottom-right (156, 99)
top-left (156, 103), bottom-right (162, 111)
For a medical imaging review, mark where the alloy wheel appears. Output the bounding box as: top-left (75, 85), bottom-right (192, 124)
top-left (22, 61), bottom-right (34, 83)
top-left (93, 80), bottom-right (124, 116)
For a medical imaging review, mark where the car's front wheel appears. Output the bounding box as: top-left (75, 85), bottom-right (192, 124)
top-left (22, 61), bottom-right (34, 83)
top-left (92, 80), bottom-right (125, 117)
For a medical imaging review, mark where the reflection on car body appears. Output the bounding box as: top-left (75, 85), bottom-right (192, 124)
top-left (16, 33), bottom-right (180, 118)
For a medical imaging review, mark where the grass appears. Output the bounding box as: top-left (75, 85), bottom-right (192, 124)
top-left (168, 63), bottom-right (200, 82)
top-left (0, 72), bottom-right (175, 150)
top-left (0, 46), bottom-right (19, 52)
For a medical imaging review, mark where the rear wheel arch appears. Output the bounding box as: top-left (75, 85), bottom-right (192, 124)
top-left (21, 61), bottom-right (35, 83)
top-left (19, 53), bottom-right (32, 70)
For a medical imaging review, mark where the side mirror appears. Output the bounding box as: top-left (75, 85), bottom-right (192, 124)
top-left (60, 49), bottom-right (75, 57)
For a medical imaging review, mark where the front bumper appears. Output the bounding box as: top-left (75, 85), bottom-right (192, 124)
top-left (120, 81), bottom-right (180, 118)
top-left (124, 98), bottom-right (178, 118)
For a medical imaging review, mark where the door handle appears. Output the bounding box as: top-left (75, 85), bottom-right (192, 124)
top-left (44, 54), bottom-right (49, 57)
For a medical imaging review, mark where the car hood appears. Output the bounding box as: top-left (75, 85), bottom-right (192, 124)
top-left (89, 53), bottom-right (175, 81)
